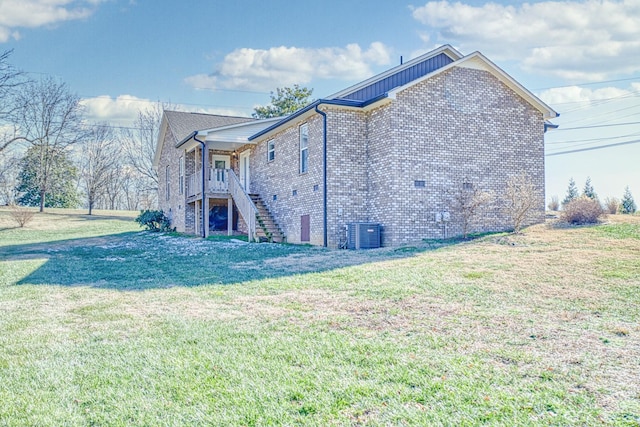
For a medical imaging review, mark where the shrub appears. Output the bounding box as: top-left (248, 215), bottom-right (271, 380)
top-left (548, 195), bottom-right (559, 211)
top-left (503, 172), bottom-right (541, 233)
top-left (135, 209), bottom-right (174, 232)
top-left (603, 197), bottom-right (619, 215)
top-left (451, 184), bottom-right (494, 239)
top-left (8, 203), bottom-right (36, 227)
top-left (561, 197), bottom-right (604, 225)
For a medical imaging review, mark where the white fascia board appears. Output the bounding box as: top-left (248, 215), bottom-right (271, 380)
top-left (199, 116), bottom-right (280, 134)
top-left (251, 109), bottom-right (318, 143)
top-left (388, 52), bottom-right (559, 120)
top-left (251, 99), bottom-right (392, 143)
top-left (327, 44), bottom-right (463, 100)
top-left (204, 117), bottom-right (282, 144)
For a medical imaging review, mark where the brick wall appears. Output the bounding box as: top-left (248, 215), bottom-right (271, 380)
top-left (251, 116), bottom-right (325, 245)
top-left (383, 66), bottom-right (545, 245)
top-left (157, 126), bottom-right (187, 232)
top-left (248, 66), bottom-right (545, 247)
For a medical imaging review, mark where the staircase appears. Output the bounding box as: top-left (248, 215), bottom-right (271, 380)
top-left (250, 194), bottom-right (286, 243)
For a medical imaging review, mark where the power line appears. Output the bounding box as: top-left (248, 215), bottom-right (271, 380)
top-left (534, 76), bottom-right (640, 92)
top-left (554, 121), bottom-right (640, 131)
top-left (546, 138), bottom-right (640, 156)
top-left (546, 131), bottom-right (640, 145)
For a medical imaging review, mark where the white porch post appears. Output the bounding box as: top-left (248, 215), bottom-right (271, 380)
top-left (203, 144), bottom-right (210, 238)
top-left (227, 196), bottom-right (233, 236)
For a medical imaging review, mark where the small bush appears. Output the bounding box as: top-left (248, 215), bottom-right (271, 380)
top-left (548, 196), bottom-right (559, 211)
top-left (561, 197), bottom-right (604, 225)
top-left (603, 197), bottom-right (619, 215)
top-left (8, 204), bottom-right (36, 228)
top-left (135, 209), bottom-right (174, 232)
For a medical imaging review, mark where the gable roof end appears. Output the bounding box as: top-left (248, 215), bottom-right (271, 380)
top-left (387, 51), bottom-right (559, 120)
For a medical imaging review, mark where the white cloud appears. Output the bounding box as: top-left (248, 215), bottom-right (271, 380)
top-left (185, 42), bottom-right (392, 92)
top-left (81, 95), bottom-right (250, 127)
top-left (81, 95), bottom-right (155, 127)
top-left (0, 0), bottom-right (106, 42)
top-left (411, 0), bottom-right (640, 81)
top-left (538, 85), bottom-right (633, 106)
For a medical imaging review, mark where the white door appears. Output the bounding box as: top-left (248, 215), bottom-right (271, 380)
top-left (239, 151), bottom-right (250, 191)
top-left (210, 155), bottom-right (230, 192)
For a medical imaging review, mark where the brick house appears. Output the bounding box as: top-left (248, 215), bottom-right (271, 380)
top-left (153, 45), bottom-right (558, 247)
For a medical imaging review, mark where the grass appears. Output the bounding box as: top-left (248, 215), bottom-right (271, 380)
top-left (0, 207), bottom-right (639, 426)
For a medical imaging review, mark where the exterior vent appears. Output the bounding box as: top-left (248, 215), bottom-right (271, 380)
top-left (347, 223), bottom-right (381, 249)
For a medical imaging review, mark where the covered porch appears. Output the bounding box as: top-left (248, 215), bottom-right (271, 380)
top-left (178, 118), bottom-right (281, 239)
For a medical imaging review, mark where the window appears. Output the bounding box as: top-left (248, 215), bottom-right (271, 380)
top-left (414, 180), bottom-right (426, 188)
top-left (267, 140), bottom-right (275, 162)
top-left (179, 156), bottom-right (184, 195)
top-left (292, 189), bottom-right (297, 196)
top-left (165, 165), bottom-right (170, 200)
top-left (299, 124), bottom-right (308, 173)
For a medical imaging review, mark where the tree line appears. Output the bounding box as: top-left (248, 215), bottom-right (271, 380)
top-left (0, 50), bottom-right (160, 214)
top-left (1, 50), bottom-right (315, 215)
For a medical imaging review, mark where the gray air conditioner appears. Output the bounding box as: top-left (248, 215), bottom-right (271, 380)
top-left (347, 223), bottom-right (381, 249)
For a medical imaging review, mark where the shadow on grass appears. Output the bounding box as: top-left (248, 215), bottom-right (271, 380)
top-left (1, 229), bottom-right (508, 290)
top-left (73, 213), bottom-right (138, 222)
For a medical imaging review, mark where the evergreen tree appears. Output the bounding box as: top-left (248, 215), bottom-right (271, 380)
top-left (15, 145), bottom-right (80, 208)
top-left (620, 186), bottom-right (637, 214)
top-left (562, 177), bottom-right (579, 207)
top-left (583, 176), bottom-right (598, 200)
top-left (253, 85), bottom-right (313, 118)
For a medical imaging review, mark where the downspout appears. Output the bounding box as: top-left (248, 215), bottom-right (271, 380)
top-left (193, 132), bottom-right (207, 238)
top-left (315, 104), bottom-right (328, 247)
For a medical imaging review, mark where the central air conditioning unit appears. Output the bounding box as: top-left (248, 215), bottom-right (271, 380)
top-left (347, 223), bottom-right (381, 249)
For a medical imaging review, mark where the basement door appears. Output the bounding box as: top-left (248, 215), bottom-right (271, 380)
top-left (301, 215), bottom-right (310, 242)
top-left (239, 150), bottom-right (251, 191)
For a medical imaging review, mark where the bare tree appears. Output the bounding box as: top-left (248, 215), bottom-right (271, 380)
top-left (119, 102), bottom-right (169, 208)
top-left (104, 164), bottom-right (126, 210)
top-left (503, 172), bottom-right (541, 233)
top-left (0, 50), bottom-right (30, 153)
top-left (0, 150), bottom-right (20, 204)
top-left (80, 124), bottom-right (120, 215)
top-left (451, 183), bottom-right (494, 239)
top-left (14, 77), bottom-right (85, 212)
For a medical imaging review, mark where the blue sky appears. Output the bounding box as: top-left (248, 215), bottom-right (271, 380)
top-left (1, 0), bottom-right (639, 203)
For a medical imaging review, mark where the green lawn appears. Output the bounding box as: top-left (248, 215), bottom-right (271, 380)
top-left (1, 208), bottom-right (639, 426)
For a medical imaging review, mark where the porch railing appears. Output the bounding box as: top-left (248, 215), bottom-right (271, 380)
top-left (228, 168), bottom-right (258, 242)
top-left (186, 168), bottom-right (229, 197)
top-left (186, 173), bottom-right (200, 198)
top-left (208, 168), bottom-right (228, 193)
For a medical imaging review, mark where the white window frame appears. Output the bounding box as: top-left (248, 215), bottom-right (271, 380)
top-left (179, 156), bottom-right (184, 195)
top-left (267, 139), bottom-right (275, 162)
top-left (299, 124), bottom-right (308, 174)
top-left (165, 165), bottom-right (170, 201)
